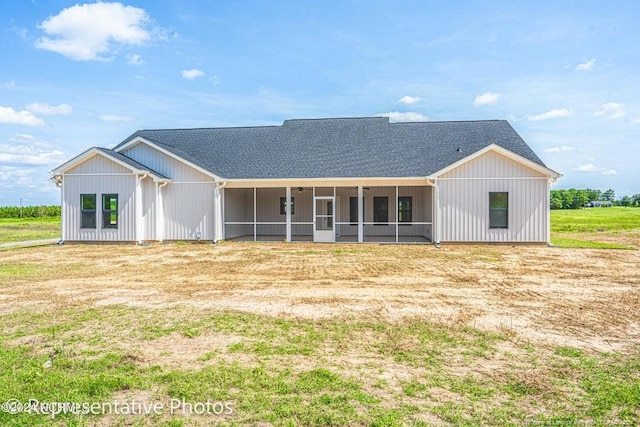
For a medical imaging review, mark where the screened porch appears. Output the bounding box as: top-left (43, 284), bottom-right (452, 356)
top-left (223, 185), bottom-right (433, 243)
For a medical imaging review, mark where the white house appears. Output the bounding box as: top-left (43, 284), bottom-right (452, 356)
top-left (50, 117), bottom-right (561, 244)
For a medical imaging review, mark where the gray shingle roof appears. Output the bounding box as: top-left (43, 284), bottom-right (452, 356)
top-left (115, 117), bottom-right (546, 179)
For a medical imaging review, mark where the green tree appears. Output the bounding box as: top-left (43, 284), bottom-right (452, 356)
top-left (602, 189), bottom-right (615, 202)
top-left (550, 193), bottom-right (563, 209)
top-left (568, 188), bottom-right (588, 209)
top-left (585, 188), bottom-right (602, 202)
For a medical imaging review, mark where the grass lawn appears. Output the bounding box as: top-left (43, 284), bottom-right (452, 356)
top-left (0, 209), bottom-right (638, 424)
top-left (0, 240), bottom-right (639, 426)
top-left (551, 207), bottom-right (640, 249)
top-left (0, 217), bottom-right (60, 244)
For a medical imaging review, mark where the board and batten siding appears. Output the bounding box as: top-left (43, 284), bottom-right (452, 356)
top-left (121, 142), bottom-right (216, 240)
top-left (66, 154), bottom-right (131, 174)
top-left (141, 178), bottom-right (156, 241)
top-left (438, 150), bottom-right (549, 242)
top-left (63, 155), bottom-right (137, 241)
top-left (162, 183), bottom-right (215, 240)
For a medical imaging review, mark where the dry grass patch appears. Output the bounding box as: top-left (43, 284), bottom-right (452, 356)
top-left (1, 242), bottom-right (639, 425)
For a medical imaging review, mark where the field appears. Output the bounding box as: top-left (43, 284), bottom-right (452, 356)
top-left (0, 209), bottom-right (639, 426)
top-left (551, 207), bottom-right (640, 249)
top-left (0, 217), bottom-right (61, 244)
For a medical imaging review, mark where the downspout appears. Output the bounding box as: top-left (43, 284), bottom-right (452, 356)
top-left (426, 177), bottom-right (441, 248)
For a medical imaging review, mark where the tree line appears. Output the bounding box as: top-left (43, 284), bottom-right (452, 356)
top-left (0, 205), bottom-right (61, 218)
top-left (550, 189), bottom-right (640, 209)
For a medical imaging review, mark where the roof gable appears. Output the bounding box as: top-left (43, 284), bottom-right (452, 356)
top-left (50, 147), bottom-right (169, 180)
top-left (434, 144), bottom-right (560, 180)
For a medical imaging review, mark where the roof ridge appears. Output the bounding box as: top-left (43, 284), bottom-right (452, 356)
top-left (284, 116), bottom-right (389, 122)
top-left (391, 119), bottom-right (506, 125)
top-left (134, 118), bottom-right (507, 133)
top-left (138, 125), bottom-right (281, 132)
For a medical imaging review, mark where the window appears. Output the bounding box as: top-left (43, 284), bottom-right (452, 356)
top-left (489, 192), bottom-right (508, 229)
top-left (349, 197), bottom-right (364, 225)
top-left (102, 194), bottom-right (118, 229)
top-left (373, 196), bottom-right (388, 224)
top-left (280, 197), bottom-right (295, 215)
top-left (398, 196), bottom-right (412, 223)
top-left (80, 194), bottom-right (96, 229)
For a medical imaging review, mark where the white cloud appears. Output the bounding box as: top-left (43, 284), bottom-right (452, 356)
top-left (0, 166), bottom-right (35, 189)
top-left (0, 106), bottom-right (45, 126)
top-left (574, 163), bottom-right (599, 172)
top-left (127, 53), bottom-right (145, 65)
top-left (575, 58), bottom-right (596, 71)
top-left (595, 102), bottom-right (627, 119)
top-left (375, 112), bottom-right (429, 122)
top-left (0, 143), bottom-right (64, 166)
top-left (473, 92), bottom-right (499, 106)
top-left (11, 134), bottom-right (36, 142)
top-left (573, 163), bottom-right (617, 176)
top-left (544, 145), bottom-right (573, 153)
top-left (527, 108), bottom-right (574, 121)
top-left (1, 81), bottom-right (16, 90)
top-left (11, 26), bottom-right (30, 41)
top-left (25, 102), bottom-right (72, 115)
top-left (35, 2), bottom-right (154, 61)
top-left (181, 69), bottom-right (205, 80)
top-left (98, 114), bottom-right (134, 122)
top-left (398, 95), bottom-right (421, 105)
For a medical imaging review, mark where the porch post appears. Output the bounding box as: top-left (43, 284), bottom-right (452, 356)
top-left (253, 187), bottom-right (257, 241)
top-left (434, 180), bottom-right (440, 244)
top-left (546, 179), bottom-right (551, 244)
top-left (60, 176), bottom-right (66, 242)
top-left (213, 184), bottom-right (223, 242)
top-left (395, 185), bottom-right (399, 243)
top-left (286, 186), bottom-right (292, 242)
top-left (357, 185), bottom-right (363, 243)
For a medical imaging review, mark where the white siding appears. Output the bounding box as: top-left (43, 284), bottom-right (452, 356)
top-left (438, 150), bottom-right (549, 242)
top-left (62, 175), bottom-right (137, 241)
top-left (67, 154), bottom-right (130, 174)
top-left (142, 177), bottom-right (156, 240)
top-left (62, 153), bottom-right (138, 241)
top-left (121, 143), bottom-right (215, 182)
top-left (163, 184), bottom-right (215, 240)
top-left (122, 142), bottom-right (217, 241)
top-left (442, 150), bottom-right (546, 179)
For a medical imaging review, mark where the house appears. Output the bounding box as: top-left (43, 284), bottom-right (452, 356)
top-left (585, 200), bottom-right (613, 208)
top-left (50, 117), bottom-right (561, 244)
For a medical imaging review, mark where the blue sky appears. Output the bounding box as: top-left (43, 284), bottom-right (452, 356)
top-left (1, 0), bottom-right (639, 205)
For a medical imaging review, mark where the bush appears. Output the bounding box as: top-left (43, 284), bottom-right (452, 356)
top-left (0, 205), bottom-right (61, 219)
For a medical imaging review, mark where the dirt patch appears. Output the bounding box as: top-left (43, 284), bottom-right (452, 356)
top-left (126, 332), bottom-right (245, 369)
top-left (1, 242), bottom-right (639, 353)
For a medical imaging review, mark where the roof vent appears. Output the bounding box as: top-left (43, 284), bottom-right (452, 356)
top-left (456, 147), bottom-right (463, 152)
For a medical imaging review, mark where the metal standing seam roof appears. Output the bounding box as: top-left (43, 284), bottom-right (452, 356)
top-left (114, 117), bottom-right (547, 180)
